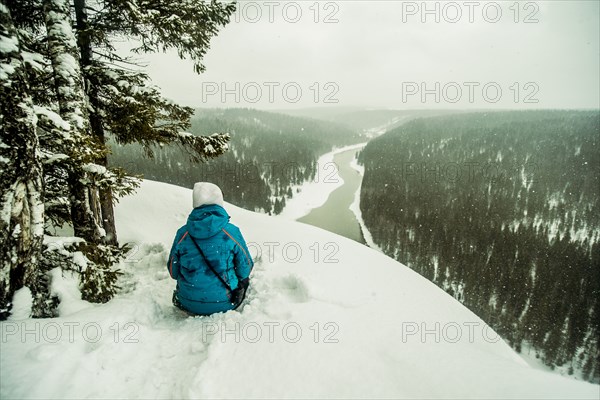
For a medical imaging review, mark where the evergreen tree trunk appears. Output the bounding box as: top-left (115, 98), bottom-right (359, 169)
top-left (43, 0), bottom-right (101, 243)
top-left (74, 0), bottom-right (118, 245)
top-left (0, 3), bottom-right (46, 319)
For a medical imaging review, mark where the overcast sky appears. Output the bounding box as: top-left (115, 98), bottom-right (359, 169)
top-left (131, 0), bottom-right (599, 110)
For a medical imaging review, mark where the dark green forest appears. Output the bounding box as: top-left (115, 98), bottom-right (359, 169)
top-left (109, 108), bottom-right (363, 214)
top-left (358, 110), bottom-right (600, 382)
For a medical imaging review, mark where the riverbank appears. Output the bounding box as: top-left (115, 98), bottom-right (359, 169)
top-left (277, 141), bottom-right (381, 249)
top-left (297, 148), bottom-right (365, 243)
top-left (349, 156), bottom-right (383, 252)
top-left (277, 142), bottom-right (367, 221)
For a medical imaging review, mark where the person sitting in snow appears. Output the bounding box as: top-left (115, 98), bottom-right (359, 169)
top-left (168, 182), bottom-right (254, 315)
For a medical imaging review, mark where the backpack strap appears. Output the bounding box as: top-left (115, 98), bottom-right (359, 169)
top-left (187, 234), bottom-right (233, 293)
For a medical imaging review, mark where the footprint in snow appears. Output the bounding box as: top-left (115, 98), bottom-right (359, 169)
top-left (274, 274), bottom-right (310, 303)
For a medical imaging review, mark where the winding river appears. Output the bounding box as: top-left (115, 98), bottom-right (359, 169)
top-left (297, 148), bottom-right (366, 244)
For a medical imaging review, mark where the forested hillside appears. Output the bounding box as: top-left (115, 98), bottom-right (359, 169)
top-left (358, 110), bottom-right (600, 382)
top-left (280, 108), bottom-right (459, 132)
top-left (110, 108), bottom-right (363, 214)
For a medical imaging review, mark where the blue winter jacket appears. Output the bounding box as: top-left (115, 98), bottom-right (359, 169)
top-left (167, 204), bottom-right (253, 315)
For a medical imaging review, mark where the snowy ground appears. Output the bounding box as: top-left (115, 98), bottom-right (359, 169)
top-left (349, 152), bottom-right (383, 252)
top-left (1, 180), bottom-right (598, 399)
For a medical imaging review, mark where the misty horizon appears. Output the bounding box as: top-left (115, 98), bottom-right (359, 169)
top-left (115, 0), bottom-right (600, 111)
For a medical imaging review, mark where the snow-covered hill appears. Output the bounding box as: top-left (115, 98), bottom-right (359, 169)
top-left (1, 180), bottom-right (598, 399)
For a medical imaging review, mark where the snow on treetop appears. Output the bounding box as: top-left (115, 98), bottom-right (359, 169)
top-left (83, 163), bottom-right (108, 176)
top-left (0, 34), bottom-right (18, 54)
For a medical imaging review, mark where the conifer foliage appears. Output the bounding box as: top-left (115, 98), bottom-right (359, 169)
top-left (0, 0), bottom-right (234, 318)
top-left (0, 3), bottom-right (47, 318)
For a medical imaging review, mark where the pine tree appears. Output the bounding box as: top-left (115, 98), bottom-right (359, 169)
top-left (2, 0), bottom-right (235, 312)
top-left (72, 0), bottom-right (235, 244)
top-left (43, 0), bottom-right (103, 243)
top-left (40, 0), bottom-right (136, 304)
top-left (0, 3), bottom-right (47, 318)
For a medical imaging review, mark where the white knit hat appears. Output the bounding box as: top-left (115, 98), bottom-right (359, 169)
top-left (192, 182), bottom-right (224, 208)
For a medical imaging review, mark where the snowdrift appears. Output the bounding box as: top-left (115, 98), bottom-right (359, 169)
top-left (1, 180), bottom-right (597, 399)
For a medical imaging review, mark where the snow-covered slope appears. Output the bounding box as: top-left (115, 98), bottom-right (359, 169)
top-left (1, 180), bottom-right (598, 399)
